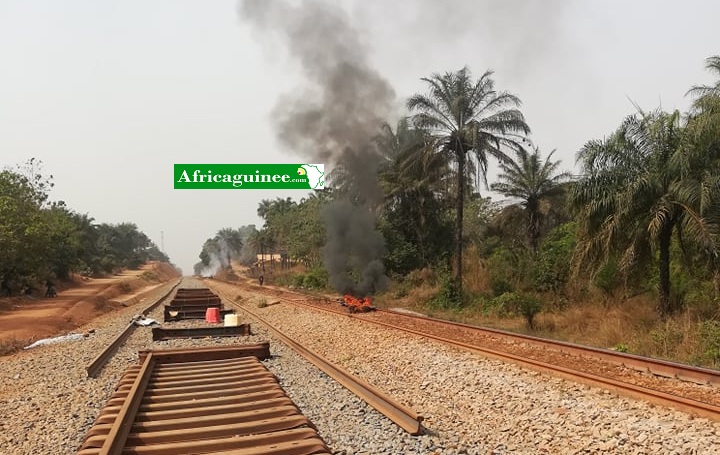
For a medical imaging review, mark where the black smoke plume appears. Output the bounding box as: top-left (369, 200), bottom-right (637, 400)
top-left (239, 0), bottom-right (393, 296)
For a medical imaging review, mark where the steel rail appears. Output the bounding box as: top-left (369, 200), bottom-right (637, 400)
top-left (224, 279), bottom-right (720, 387)
top-left (351, 310), bottom-right (720, 421)
top-left (213, 279), bottom-right (720, 422)
top-left (376, 309), bottom-right (720, 386)
top-left (212, 287), bottom-right (424, 435)
top-left (99, 351), bottom-right (156, 455)
top-left (86, 279), bottom-right (181, 378)
top-left (79, 345), bottom-right (331, 455)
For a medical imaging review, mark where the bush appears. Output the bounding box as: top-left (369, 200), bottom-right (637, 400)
top-left (519, 295), bottom-right (542, 329)
top-left (649, 321), bottom-right (684, 357)
top-left (393, 282), bottom-right (410, 298)
top-left (487, 247), bottom-right (517, 296)
top-left (292, 274), bottom-right (305, 288)
top-left (698, 321), bottom-right (720, 367)
top-left (429, 268), bottom-right (461, 309)
top-left (406, 268), bottom-right (434, 287)
top-left (613, 343), bottom-right (630, 353)
top-left (594, 258), bottom-right (621, 296)
top-left (490, 277), bottom-right (514, 297)
top-left (302, 267), bottom-right (328, 290)
top-left (532, 222), bottom-right (576, 292)
top-left (490, 291), bottom-right (542, 329)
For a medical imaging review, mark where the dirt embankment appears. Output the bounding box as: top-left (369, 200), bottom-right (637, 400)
top-left (0, 262), bottom-right (180, 354)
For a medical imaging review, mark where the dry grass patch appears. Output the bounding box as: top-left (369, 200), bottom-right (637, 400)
top-left (0, 337), bottom-right (25, 356)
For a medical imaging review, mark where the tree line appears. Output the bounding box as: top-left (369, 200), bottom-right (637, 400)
top-left (201, 55), bottom-right (720, 319)
top-left (0, 159), bottom-right (169, 296)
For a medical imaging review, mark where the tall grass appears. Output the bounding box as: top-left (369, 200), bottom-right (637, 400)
top-left (380, 255), bottom-right (720, 368)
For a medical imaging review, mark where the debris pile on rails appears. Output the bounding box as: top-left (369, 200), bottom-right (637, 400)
top-left (341, 294), bottom-right (376, 313)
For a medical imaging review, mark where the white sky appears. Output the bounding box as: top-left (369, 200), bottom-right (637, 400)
top-left (1, 0), bottom-right (718, 274)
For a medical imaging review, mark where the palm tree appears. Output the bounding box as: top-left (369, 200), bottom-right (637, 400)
top-left (687, 55), bottom-right (720, 105)
top-left (258, 197), bottom-right (296, 268)
top-left (377, 118), bottom-right (451, 266)
top-left (571, 109), bottom-right (712, 316)
top-left (377, 118), bottom-right (450, 194)
top-left (246, 229), bottom-right (271, 272)
top-left (215, 228), bottom-right (244, 269)
top-left (684, 56), bottom-right (720, 298)
top-left (491, 146), bottom-right (572, 251)
top-left (256, 199), bottom-right (273, 220)
top-left (407, 67), bottom-right (530, 300)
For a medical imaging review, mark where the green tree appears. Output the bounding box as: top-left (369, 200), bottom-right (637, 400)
top-left (491, 146), bottom-right (572, 251)
top-left (257, 197), bottom-right (297, 265)
top-left (571, 109), bottom-right (711, 316)
top-left (42, 204), bottom-right (82, 279)
top-left (215, 227), bottom-right (244, 268)
top-left (285, 193), bottom-right (328, 267)
top-left (377, 118), bottom-right (452, 271)
top-left (687, 55), bottom-right (720, 104)
top-left (0, 162), bottom-right (57, 290)
top-left (684, 56), bottom-right (720, 297)
top-left (407, 67), bottom-right (530, 300)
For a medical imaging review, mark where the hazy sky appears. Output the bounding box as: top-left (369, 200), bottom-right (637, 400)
top-left (1, 0), bottom-right (718, 274)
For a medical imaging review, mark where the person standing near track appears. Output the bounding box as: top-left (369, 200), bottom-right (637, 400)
top-left (45, 280), bottom-right (57, 298)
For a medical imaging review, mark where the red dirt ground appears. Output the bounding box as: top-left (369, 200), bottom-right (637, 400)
top-left (0, 262), bottom-right (180, 352)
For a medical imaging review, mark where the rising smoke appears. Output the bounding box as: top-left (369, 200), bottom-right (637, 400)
top-left (239, 0), bottom-right (394, 296)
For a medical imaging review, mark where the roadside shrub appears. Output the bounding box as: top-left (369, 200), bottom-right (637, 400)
top-left (487, 247), bottom-right (516, 296)
top-left (613, 343), bottom-right (630, 353)
top-left (302, 267), bottom-right (328, 290)
top-left (406, 268), bottom-right (434, 287)
top-left (698, 321), bottom-right (720, 367)
top-left (649, 321), bottom-right (685, 357)
top-left (393, 281), bottom-right (410, 298)
top-left (292, 274), bottom-right (305, 288)
top-left (490, 291), bottom-right (542, 329)
top-left (532, 222), bottom-right (576, 292)
top-left (594, 258), bottom-right (621, 297)
top-left (429, 268), bottom-right (461, 309)
top-left (519, 295), bottom-right (542, 329)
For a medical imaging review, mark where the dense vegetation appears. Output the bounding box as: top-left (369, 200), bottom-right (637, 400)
top-left (0, 159), bottom-right (169, 295)
top-left (198, 56), bottom-right (720, 365)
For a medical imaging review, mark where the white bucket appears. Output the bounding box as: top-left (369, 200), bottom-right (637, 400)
top-left (224, 313), bottom-right (239, 327)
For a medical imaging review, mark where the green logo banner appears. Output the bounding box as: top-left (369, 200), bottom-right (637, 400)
top-left (174, 164), bottom-right (325, 190)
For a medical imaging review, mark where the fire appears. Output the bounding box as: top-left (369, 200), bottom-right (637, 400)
top-left (342, 294), bottom-right (374, 313)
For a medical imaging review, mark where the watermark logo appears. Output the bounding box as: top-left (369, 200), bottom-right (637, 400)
top-left (174, 164), bottom-right (325, 190)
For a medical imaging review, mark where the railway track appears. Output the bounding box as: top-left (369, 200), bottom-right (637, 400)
top-left (79, 281), bottom-right (423, 455)
top-left (208, 278), bottom-right (720, 422)
top-left (86, 279), bottom-right (182, 378)
top-left (210, 286), bottom-right (424, 435)
top-left (78, 344), bottom-right (332, 455)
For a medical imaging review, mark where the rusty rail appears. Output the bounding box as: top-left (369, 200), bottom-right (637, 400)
top-left (86, 279), bottom-right (181, 378)
top-left (226, 279), bottom-right (720, 387)
top-left (378, 309), bottom-right (720, 387)
top-left (212, 288), bottom-right (424, 435)
top-left (212, 279), bottom-right (720, 422)
top-left (78, 344), bottom-right (330, 455)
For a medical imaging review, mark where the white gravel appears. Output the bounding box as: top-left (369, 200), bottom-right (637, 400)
top-left (2, 278), bottom-right (719, 455)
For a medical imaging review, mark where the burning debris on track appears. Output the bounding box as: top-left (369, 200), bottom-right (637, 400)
top-left (341, 294), bottom-right (376, 313)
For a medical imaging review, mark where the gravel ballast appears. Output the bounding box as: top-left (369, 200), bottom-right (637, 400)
top-left (1, 278), bottom-right (718, 455)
